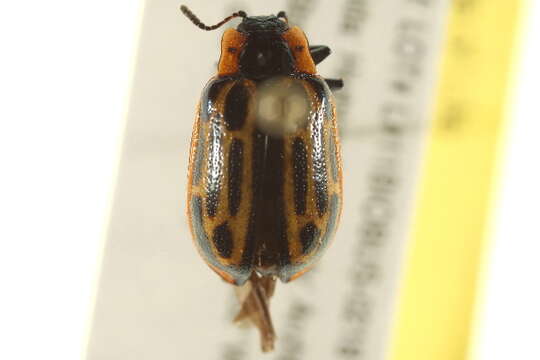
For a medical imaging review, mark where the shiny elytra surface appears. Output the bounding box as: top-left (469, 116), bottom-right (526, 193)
top-left (187, 74), bottom-right (342, 285)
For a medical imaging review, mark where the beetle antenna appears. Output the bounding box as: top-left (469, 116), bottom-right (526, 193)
top-left (180, 5), bottom-right (247, 31)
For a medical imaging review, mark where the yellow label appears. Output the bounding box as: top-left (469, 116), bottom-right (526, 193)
top-left (388, 1), bottom-right (524, 359)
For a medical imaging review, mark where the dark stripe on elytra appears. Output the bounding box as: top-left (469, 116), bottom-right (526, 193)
top-left (192, 117), bottom-right (205, 186)
top-left (274, 139), bottom-right (288, 260)
top-left (314, 166), bottom-right (329, 217)
top-left (200, 77), bottom-right (230, 122)
top-left (259, 136), bottom-right (290, 268)
top-left (224, 82), bottom-right (249, 131)
top-left (293, 137), bottom-right (308, 215)
top-left (311, 112), bottom-right (329, 216)
top-left (305, 77), bottom-right (331, 216)
top-left (205, 117), bottom-right (223, 218)
top-left (240, 130), bottom-right (266, 269)
top-left (328, 133), bottom-right (338, 183)
top-left (300, 222), bottom-right (320, 255)
top-left (228, 138), bottom-right (243, 216)
top-left (212, 222), bottom-right (234, 259)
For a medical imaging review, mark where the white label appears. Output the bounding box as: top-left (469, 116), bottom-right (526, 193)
top-left (86, 1), bottom-right (449, 359)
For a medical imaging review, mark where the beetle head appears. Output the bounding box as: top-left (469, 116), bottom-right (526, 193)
top-left (181, 6), bottom-right (315, 79)
top-left (236, 15), bottom-right (294, 80)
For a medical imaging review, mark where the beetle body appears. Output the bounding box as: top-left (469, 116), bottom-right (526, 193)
top-left (185, 8), bottom-right (343, 287)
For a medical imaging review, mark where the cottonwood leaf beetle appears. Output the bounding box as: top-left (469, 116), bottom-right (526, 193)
top-left (181, 5), bottom-right (343, 352)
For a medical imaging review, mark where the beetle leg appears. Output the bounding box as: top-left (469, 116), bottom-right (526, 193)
top-left (324, 78), bottom-right (344, 90)
top-left (233, 273), bottom-right (276, 352)
top-left (309, 45), bottom-right (331, 64)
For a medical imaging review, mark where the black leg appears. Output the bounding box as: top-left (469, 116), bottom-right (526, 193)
top-left (310, 45), bottom-right (331, 65)
top-left (324, 78), bottom-right (344, 91)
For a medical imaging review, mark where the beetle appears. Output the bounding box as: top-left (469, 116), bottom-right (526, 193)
top-left (181, 5), bottom-right (343, 351)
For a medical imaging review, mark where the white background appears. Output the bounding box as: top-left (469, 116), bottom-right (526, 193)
top-left (0, 1), bottom-right (538, 360)
top-left (469, 0), bottom-right (540, 359)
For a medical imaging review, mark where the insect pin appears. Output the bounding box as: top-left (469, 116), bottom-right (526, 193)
top-left (182, 5), bottom-right (343, 352)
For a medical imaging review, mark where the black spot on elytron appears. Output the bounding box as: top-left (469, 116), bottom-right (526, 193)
top-left (228, 47), bottom-right (237, 53)
top-left (212, 222), bottom-right (234, 259)
top-left (228, 139), bottom-right (243, 216)
top-left (201, 78), bottom-right (230, 122)
top-left (190, 195), bottom-right (251, 285)
top-left (328, 133), bottom-right (338, 183)
top-left (205, 118), bottom-right (223, 218)
top-left (300, 222), bottom-right (320, 255)
top-left (276, 194), bottom-right (341, 283)
top-left (192, 118), bottom-right (205, 186)
top-left (224, 82), bottom-right (249, 131)
top-left (293, 137), bottom-right (308, 215)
